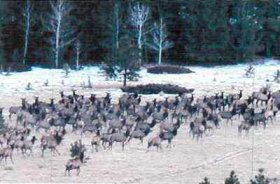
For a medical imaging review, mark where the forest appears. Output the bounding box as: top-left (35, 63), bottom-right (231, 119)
top-left (1, 0), bottom-right (280, 70)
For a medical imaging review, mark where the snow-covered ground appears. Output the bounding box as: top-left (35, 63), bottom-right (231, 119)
top-left (0, 59), bottom-right (280, 183)
top-left (1, 59), bottom-right (280, 104)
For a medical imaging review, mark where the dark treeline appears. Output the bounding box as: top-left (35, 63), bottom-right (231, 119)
top-left (1, 0), bottom-right (280, 69)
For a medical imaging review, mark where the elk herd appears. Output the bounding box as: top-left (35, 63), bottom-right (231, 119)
top-left (0, 87), bottom-right (279, 175)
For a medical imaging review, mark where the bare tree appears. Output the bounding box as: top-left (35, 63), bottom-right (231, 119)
top-left (129, 2), bottom-right (149, 65)
top-left (45, 0), bottom-right (75, 68)
top-left (23, 0), bottom-right (32, 65)
top-left (147, 17), bottom-right (173, 65)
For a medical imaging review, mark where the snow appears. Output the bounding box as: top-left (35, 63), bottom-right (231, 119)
top-left (0, 59), bottom-right (280, 183)
top-left (0, 59), bottom-right (280, 108)
top-left (4, 59), bottom-right (279, 98)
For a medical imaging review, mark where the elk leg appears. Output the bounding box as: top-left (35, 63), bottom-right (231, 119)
top-left (246, 129), bottom-right (249, 136)
top-left (20, 147), bottom-right (25, 155)
top-left (77, 167), bottom-right (80, 176)
top-left (29, 149), bottom-right (34, 157)
top-left (41, 146), bottom-right (46, 157)
top-left (101, 141), bottom-right (106, 149)
top-left (146, 146), bottom-right (150, 153)
top-left (238, 126), bottom-right (241, 136)
top-left (90, 143), bottom-right (93, 153)
top-left (109, 142), bottom-right (113, 150)
top-left (80, 130), bottom-right (84, 137)
top-left (168, 140), bottom-right (171, 149)
top-left (159, 144), bottom-right (162, 151)
top-left (68, 169), bottom-right (71, 176)
top-left (54, 148), bottom-right (60, 155)
top-left (9, 155), bottom-right (14, 164)
top-left (125, 137), bottom-right (131, 145)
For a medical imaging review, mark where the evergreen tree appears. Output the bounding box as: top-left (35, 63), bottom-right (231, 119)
top-left (105, 35), bottom-right (140, 87)
top-left (199, 177), bottom-right (211, 184)
top-left (181, 0), bottom-right (232, 64)
top-left (258, 0), bottom-right (280, 57)
top-left (225, 171), bottom-right (240, 184)
top-left (1, 0), bottom-right (280, 68)
top-left (250, 168), bottom-right (269, 184)
top-left (101, 0), bottom-right (124, 78)
top-left (229, 0), bottom-right (263, 62)
top-left (0, 0), bottom-right (7, 68)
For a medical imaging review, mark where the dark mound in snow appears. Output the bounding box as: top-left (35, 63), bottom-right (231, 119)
top-left (121, 84), bottom-right (194, 95)
top-left (147, 65), bottom-right (194, 74)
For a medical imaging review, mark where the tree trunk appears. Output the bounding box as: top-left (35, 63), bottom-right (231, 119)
top-left (115, 2), bottom-right (119, 50)
top-left (266, 41), bottom-right (271, 57)
top-left (158, 46), bottom-right (162, 65)
top-left (76, 40), bottom-right (80, 70)
top-left (138, 25), bottom-right (142, 66)
top-left (23, 21), bottom-right (30, 65)
top-left (123, 69), bottom-right (127, 87)
top-left (55, 13), bottom-right (61, 68)
top-left (23, 0), bottom-right (31, 65)
top-left (138, 26), bottom-right (142, 49)
top-left (159, 17), bottom-right (163, 65)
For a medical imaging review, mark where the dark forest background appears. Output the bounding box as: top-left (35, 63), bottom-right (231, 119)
top-left (1, 0), bottom-right (280, 69)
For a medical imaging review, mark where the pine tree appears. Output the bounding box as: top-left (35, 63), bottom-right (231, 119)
top-left (181, 0), bottom-right (232, 63)
top-left (225, 171), bottom-right (240, 184)
top-left (101, 0), bottom-right (124, 80)
top-left (230, 0), bottom-right (263, 61)
top-left (0, 0), bottom-right (7, 67)
top-left (105, 35), bottom-right (140, 87)
top-left (199, 177), bottom-right (211, 184)
top-left (250, 168), bottom-right (269, 184)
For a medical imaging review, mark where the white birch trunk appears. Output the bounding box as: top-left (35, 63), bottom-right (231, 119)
top-left (76, 40), bottom-right (80, 70)
top-left (54, 3), bottom-right (62, 68)
top-left (138, 25), bottom-right (142, 49)
top-left (130, 2), bottom-right (149, 65)
top-left (148, 16), bottom-right (173, 65)
top-left (23, 0), bottom-right (31, 65)
top-left (46, 0), bottom-right (74, 68)
top-left (158, 45), bottom-right (162, 65)
top-left (158, 17), bottom-right (163, 65)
